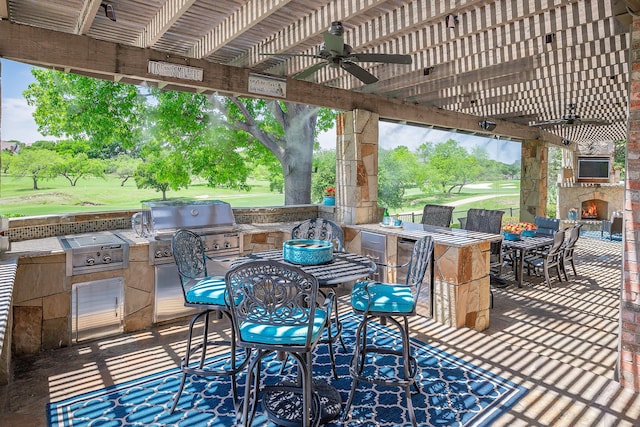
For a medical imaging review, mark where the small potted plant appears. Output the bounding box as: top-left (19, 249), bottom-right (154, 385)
top-left (323, 187), bottom-right (336, 206)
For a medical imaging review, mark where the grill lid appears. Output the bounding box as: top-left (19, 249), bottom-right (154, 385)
top-left (140, 199), bottom-right (237, 237)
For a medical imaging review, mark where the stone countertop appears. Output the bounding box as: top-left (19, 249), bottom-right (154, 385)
top-left (353, 222), bottom-right (502, 247)
top-left (5, 223), bottom-right (297, 258)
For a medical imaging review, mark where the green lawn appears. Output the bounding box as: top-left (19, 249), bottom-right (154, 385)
top-left (0, 173), bottom-right (520, 218)
top-left (0, 174), bottom-right (284, 217)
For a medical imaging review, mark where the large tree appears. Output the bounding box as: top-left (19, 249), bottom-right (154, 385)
top-left (24, 69), bottom-right (336, 204)
top-left (24, 69), bottom-right (145, 158)
top-left (418, 139), bottom-right (479, 195)
top-left (218, 97), bottom-right (335, 205)
top-left (7, 147), bottom-right (61, 190)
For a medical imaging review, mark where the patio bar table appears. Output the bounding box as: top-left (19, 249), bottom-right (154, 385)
top-left (501, 236), bottom-right (555, 287)
top-left (231, 249), bottom-right (377, 425)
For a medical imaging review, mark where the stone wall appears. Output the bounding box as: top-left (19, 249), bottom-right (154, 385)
top-left (7, 205), bottom-right (322, 242)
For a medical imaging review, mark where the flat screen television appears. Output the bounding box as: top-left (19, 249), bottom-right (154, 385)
top-left (577, 157), bottom-right (610, 180)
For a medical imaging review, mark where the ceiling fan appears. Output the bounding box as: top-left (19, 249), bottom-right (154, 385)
top-left (529, 104), bottom-right (611, 127)
top-left (261, 21), bottom-right (412, 84)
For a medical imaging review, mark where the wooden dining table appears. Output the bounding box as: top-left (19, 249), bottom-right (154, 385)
top-left (231, 249), bottom-right (377, 425)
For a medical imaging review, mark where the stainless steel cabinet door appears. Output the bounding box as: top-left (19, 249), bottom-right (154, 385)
top-left (72, 277), bottom-right (124, 343)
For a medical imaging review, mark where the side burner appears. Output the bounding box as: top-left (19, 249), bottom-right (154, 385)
top-left (59, 231), bottom-right (130, 276)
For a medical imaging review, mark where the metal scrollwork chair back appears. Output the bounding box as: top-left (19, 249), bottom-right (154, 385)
top-left (342, 235), bottom-right (434, 427)
top-left (226, 260), bottom-right (330, 427)
top-left (292, 218), bottom-right (344, 252)
top-left (291, 218), bottom-right (346, 379)
top-left (168, 229), bottom-right (248, 414)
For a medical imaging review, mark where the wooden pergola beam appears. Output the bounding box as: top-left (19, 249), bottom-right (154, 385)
top-left (0, 20), bottom-right (556, 145)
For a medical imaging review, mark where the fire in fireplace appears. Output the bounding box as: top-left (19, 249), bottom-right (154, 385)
top-left (582, 202), bottom-right (597, 219)
top-left (580, 199), bottom-right (608, 220)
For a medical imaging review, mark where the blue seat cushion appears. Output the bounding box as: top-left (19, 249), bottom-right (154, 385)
top-left (351, 281), bottom-right (416, 314)
top-left (239, 308), bottom-right (327, 346)
top-left (185, 276), bottom-right (227, 306)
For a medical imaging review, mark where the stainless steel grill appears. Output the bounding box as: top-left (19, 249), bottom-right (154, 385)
top-left (132, 200), bottom-right (243, 323)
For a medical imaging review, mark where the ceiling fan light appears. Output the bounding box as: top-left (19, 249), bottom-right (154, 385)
top-left (479, 119), bottom-right (496, 131)
top-left (446, 15), bottom-right (458, 29)
top-left (102, 2), bottom-right (116, 22)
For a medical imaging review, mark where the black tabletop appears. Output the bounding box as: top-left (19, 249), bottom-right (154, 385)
top-left (232, 250), bottom-right (377, 286)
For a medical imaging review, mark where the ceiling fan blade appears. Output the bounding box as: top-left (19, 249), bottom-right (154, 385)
top-left (578, 118), bottom-right (611, 126)
top-left (341, 61), bottom-right (378, 84)
top-left (351, 53), bottom-right (412, 64)
top-left (529, 119), bottom-right (568, 127)
top-left (293, 62), bottom-right (328, 80)
top-left (322, 31), bottom-right (344, 56)
top-left (258, 52), bottom-right (321, 59)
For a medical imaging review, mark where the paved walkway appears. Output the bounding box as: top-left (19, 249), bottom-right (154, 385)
top-left (0, 235), bottom-right (638, 426)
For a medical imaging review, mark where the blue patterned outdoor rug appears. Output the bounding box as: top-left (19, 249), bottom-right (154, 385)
top-left (47, 313), bottom-right (527, 426)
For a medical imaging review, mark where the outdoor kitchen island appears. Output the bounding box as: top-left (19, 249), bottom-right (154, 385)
top-left (343, 222), bottom-right (499, 332)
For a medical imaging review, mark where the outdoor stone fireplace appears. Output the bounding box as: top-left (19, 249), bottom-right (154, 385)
top-left (557, 183), bottom-right (624, 221)
top-left (557, 142), bottom-right (623, 224)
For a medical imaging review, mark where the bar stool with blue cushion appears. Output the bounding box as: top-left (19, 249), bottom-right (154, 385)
top-left (292, 218), bottom-right (345, 378)
top-left (342, 235), bottom-right (434, 427)
top-left (169, 229), bottom-right (248, 414)
top-left (225, 260), bottom-right (332, 427)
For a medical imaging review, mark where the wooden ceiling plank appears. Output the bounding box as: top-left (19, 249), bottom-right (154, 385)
top-left (188, 0), bottom-right (294, 59)
top-left (135, 0), bottom-right (197, 48)
top-left (74, 0), bottom-right (102, 35)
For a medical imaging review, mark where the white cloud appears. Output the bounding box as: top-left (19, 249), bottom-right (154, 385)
top-left (1, 97), bottom-right (54, 144)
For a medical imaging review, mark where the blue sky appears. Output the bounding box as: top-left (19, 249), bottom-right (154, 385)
top-left (2, 58), bottom-right (520, 164)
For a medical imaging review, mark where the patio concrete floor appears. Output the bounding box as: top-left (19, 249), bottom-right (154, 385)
top-left (0, 234), bottom-right (638, 426)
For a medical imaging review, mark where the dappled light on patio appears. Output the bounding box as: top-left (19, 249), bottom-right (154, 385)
top-left (10, 236), bottom-right (632, 426)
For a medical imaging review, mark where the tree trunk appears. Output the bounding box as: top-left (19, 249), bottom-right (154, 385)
top-left (32, 176), bottom-right (38, 190)
top-left (282, 104), bottom-right (316, 205)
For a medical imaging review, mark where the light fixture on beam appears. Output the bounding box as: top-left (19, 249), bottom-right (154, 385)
top-left (562, 139), bottom-right (572, 146)
top-left (479, 119), bottom-right (496, 131)
top-left (446, 14), bottom-right (459, 29)
top-left (101, 2), bottom-right (116, 22)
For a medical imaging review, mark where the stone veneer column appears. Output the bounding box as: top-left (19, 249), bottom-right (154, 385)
top-left (335, 110), bottom-right (380, 225)
top-left (619, 16), bottom-right (640, 392)
top-left (520, 139), bottom-right (548, 222)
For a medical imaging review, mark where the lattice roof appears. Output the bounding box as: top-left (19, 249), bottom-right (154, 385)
top-left (1, 0), bottom-right (632, 146)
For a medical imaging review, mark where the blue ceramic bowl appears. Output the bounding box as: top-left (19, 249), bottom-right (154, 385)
top-left (283, 239), bottom-right (333, 265)
top-left (503, 232), bottom-right (521, 241)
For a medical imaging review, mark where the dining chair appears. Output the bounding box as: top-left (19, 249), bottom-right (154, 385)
top-left (225, 260), bottom-right (331, 427)
top-left (342, 235), bottom-right (434, 427)
top-left (464, 208), bottom-right (505, 278)
top-left (561, 223), bottom-right (583, 279)
top-left (292, 218), bottom-right (344, 378)
top-left (534, 216), bottom-right (560, 238)
top-left (601, 212), bottom-right (623, 240)
top-left (523, 229), bottom-right (566, 288)
top-left (169, 229), bottom-right (248, 414)
top-left (420, 204), bottom-right (454, 227)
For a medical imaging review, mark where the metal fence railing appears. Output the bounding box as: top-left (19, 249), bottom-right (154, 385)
top-left (396, 207), bottom-right (520, 228)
